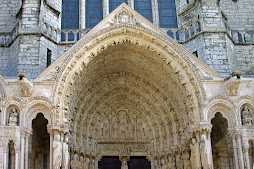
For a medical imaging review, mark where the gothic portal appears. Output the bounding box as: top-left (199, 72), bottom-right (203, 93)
top-left (0, 4), bottom-right (254, 169)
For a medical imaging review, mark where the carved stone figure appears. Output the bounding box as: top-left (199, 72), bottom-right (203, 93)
top-left (154, 159), bottom-right (161, 169)
top-left (168, 156), bottom-right (175, 168)
top-left (62, 137), bottom-right (69, 169)
top-left (90, 159), bottom-right (95, 169)
top-left (176, 154), bottom-right (183, 169)
top-left (9, 107), bottom-right (19, 126)
top-left (18, 73), bottom-right (33, 96)
top-left (184, 152), bottom-right (192, 169)
top-left (71, 154), bottom-right (80, 168)
top-left (190, 138), bottom-right (201, 169)
top-left (200, 135), bottom-right (212, 169)
top-left (53, 134), bottom-right (62, 169)
top-left (121, 161), bottom-right (128, 169)
top-left (83, 157), bottom-right (90, 169)
top-left (79, 156), bottom-right (85, 169)
top-left (242, 105), bottom-right (252, 125)
top-left (161, 158), bottom-right (168, 169)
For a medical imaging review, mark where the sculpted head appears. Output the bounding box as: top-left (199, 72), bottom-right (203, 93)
top-left (86, 157), bottom-right (90, 162)
top-left (54, 134), bottom-right (60, 141)
top-left (191, 137), bottom-right (196, 144)
top-left (244, 105), bottom-right (248, 111)
top-left (65, 137), bottom-right (69, 143)
top-left (161, 158), bottom-right (165, 164)
top-left (201, 135), bottom-right (206, 142)
top-left (154, 159), bottom-right (158, 166)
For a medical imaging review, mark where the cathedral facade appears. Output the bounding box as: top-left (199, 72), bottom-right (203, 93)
top-left (0, 0), bottom-right (254, 169)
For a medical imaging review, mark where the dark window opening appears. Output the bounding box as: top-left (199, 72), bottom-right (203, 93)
top-left (61, 0), bottom-right (79, 29)
top-left (158, 0), bottom-right (178, 28)
top-left (47, 49), bottom-right (52, 67)
top-left (109, 0), bottom-right (128, 13)
top-left (135, 0), bottom-right (153, 23)
top-left (86, 0), bottom-right (103, 28)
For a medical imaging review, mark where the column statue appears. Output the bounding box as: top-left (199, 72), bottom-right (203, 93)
top-left (200, 135), bottom-right (213, 169)
top-left (62, 137), bottom-right (69, 169)
top-left (121, 161), bottom-right (128, 169)
top-left (53, 134), bottom-right (62, 169)
top-left (190, 137), bottom-right (202, 169)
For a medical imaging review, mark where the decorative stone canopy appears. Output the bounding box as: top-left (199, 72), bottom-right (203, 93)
top-left (36, 3), bottom-right (220, 155)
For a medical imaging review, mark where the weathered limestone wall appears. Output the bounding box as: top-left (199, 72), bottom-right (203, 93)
top-left (0, 48), bottom-right (10, 77)
top-left (17, 35), bottom-right (40, 78)
top-left (235, 45), bottom-right (254, 74)
top-left (0, 0), bottom-right (20, 32)
top-left (7, 38), bottom-right (19, 77)
top-left (219, 0), bottom-right (254, 74)
top-left (39, 37), bottom-right (60, 71)
top-left (183, 33), bottom-right (232, 74)
top-left (219, 0), bottom-right (254, 31)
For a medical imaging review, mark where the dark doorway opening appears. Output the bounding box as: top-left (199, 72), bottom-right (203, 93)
top-left (99, 156), bottom-right (121, 169)
top-left (30, 113), bottom-right (50, 169)
top-left (128, 156), bottom-right (151, 169)
top-left (98, 156), bottom-right (151, 169)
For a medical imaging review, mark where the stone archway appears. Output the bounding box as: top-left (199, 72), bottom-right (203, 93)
top-left (57, 38), bottom-right (204, 167)
top-left (51, 13), bottom-right (207, 166)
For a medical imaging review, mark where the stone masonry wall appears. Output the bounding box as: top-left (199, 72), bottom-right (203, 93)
top-left (18, 35), bottom-right (40, 78)
top-left (0, 47), bottom-right (10, 77)
top-left (0, 0), bottom-right (20, 32)
top-left (7, 38), bottom-right (19, 77)
top-left (219, 0), bottom-right (254, 31)
top-left (39, 37), bottom-right (60, 73)
top-left (235, 45), bottom-right (254, 75)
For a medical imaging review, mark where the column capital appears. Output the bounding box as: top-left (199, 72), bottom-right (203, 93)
top-left (25, 129), bottom-right (32, 138)
top-left (47, 124), bottom-right (63, 135)
top-left (191, 122), bottom-right (212, 136)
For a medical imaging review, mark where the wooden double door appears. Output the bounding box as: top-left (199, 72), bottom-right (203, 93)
top-left (98, 156), bottom-right (151, 169)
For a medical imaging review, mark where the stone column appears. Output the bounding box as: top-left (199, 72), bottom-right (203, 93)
top-left (119, 155), bottom-right (130, 169)
top-left (25, 132), bottom-right (31, 169)
top-left (3, 142), bottom-right (8, 169)
top-left (232, 136), bottom-right (239, 169)
top-left (236, 135), bottom-right (244, 169)
top-left (15, 150), bottom-right (19, 169)
top-left (49, 132), bottom-right (53, 169)
top-left (103, 0), bottom-right (109, 18)
top-left (243, 144), bottom-right (250, 169)
top-left (80, 0), bottom-right (86, 29)
top-left (129, 0), bottom-right (134, 9)
top-left (20, 135), bottom-right (25, 169)
top-left (152, 0), bottom-right (159, 27)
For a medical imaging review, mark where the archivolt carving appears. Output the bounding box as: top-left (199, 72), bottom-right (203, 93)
top-left (51, 22), bottom-right (207, 156)
top-left (53, 26), bottom-right (205, 117)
